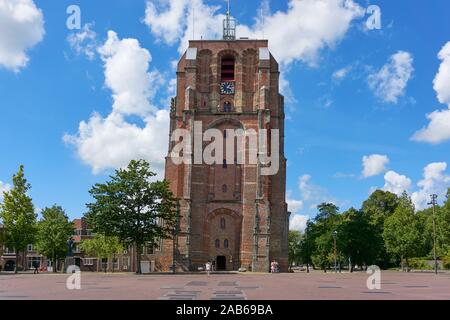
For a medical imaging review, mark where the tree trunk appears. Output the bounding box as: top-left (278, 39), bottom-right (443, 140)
top-left (15, 251), bottom-right (19, 274)
top-left (136, 244), bottom-right (142, 274)
top-left (112, 254), bottom-right (115, 273)
top-left (401, 256), bottom-right (404, 272)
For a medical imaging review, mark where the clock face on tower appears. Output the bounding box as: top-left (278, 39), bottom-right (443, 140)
top-left (220, 81), bottom-right (235, 95)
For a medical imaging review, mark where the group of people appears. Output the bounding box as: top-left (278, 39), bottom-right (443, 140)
top-left (270, 260), bottom-right (280, 273)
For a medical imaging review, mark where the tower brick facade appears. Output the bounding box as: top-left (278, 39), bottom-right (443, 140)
top-left (156, 39), bottom-right (289, 273)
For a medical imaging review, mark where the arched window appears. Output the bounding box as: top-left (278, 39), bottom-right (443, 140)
top-left (224, 239), bottom-right (229, 249)
top-left (221, 56), bottom-right (235, 81)
top-left (215, 239), bottom-right (220, 248)
top-left (220, 217), bottom-right (226, 229)
top-left (222, 185), bottom-right (227, 193)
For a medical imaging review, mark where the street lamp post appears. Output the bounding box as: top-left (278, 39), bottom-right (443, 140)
top-left (332, 231), bottom-right (338, 273)
top-left (428, 194), bottom-right (438, 275)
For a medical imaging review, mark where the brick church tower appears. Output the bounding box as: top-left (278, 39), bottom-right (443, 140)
top-left (156, 7), bottom-right (289, 273)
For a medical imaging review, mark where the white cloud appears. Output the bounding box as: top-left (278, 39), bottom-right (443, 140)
top-left (144, 0), bottom-right (188, 45)
top-left (64, 111), bottom-right (169, 177)
top-left (299, 174), bottom-right (338, 209)
top-left (0, 0), bottom-right (45, 72)
top-left (98, 31), bottom-right (162, 117)
top-left (67, 23), bottom-right (97, 60)
top-left (382, 170), bottom-right (412, 196)
top-left (65, 31), bottom-right (169, 177)
top-left (411, 162), bottom-right (450, 210)
top-left (434, 42), bottom-right (450, 105)
top-left (362, 154), bottom-right (389, 178)
top-left (0, 180), bottom-right (11, 198)
top-left (287, 195), bottom-right (304, 215)
top-left (412, 109), bottom-right (450, 144)
top-left (144, 0), bottom-right (364, 66)
top-left (332, 65), bottom-right (352, 81)
top-left (368, 51), bottom-right (414, 103)
top-left (290, 214), bottom-right (308, 232)
top-left (412, 42), bottom-right (450, 144)
top-left (144, 0), bottom-right (224, 55)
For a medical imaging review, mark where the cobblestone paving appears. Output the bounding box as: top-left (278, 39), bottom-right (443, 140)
top-left (0, 271), bottom-right (449, 300)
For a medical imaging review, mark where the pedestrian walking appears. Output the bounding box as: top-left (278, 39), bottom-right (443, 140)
top-left (206, 261), bottom-right (211, 276)
top-left (33, 261), bottom-right (39, 274)
top-left (270, 261), bottom-right (275, 273)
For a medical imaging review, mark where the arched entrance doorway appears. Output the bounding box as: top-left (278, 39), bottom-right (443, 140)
top-left (4, 260), bottom-right (15, 272)
top-left (205, 208), bottom-right (242, 271)
top-left (216, 256), bottom-right (227, 271)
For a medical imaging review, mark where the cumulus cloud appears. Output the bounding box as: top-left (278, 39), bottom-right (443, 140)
top-left (290, 214), bottom-right (308, 232)
top-left (144, 0), bottom-right (364, 66)
top-left (67, 23), bottom-right (97, 60)
top-left (287, 196), bottom-right (304, 215)
top-left (412, 42), bottom-right (450, 144)
top-left (411, 162), bottom-right (450, 210)
top-left (144, 0), bottom-right (224, 55)
top-left (368, 51), bottom-right (414, 103)
top-left (0, 0), bottom-right (45, 72)
top-left (64, 31), bottom-right (169, 177)
top-left (0, 180), bottom-right (11, 198)
top-left (434, 42), bottom-right (450, 105)
top-left (98, 31), bottom-right (162, 117)
top-left (362, 154), bottom-right (389, 178)
top-left (412, 109), bottom-right (450, 144)
top-left (382, 170), bottom-right (412, 196)
top-left (64, 111), bottom-right (169, 177)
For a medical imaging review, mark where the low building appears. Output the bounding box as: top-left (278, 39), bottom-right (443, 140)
top-left (71, 218), bottom-right (162, 273)
top-left (1, 219), bottom-right (164, 273)
top-left (0, 224), bottom-right (47, 272)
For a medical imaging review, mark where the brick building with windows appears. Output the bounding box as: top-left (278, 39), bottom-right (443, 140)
top-left (152, 10), bottom-right (289, 273)
top-left (1, 219), bottom-right (163, 273)
top-left (71, 218), bottom-right (161, 273)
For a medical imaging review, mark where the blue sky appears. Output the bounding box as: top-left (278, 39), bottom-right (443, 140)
top-left (0, 0), bottom-right (449, 231)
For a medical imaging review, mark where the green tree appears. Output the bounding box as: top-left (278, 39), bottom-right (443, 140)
top-left (85, 160), bottom-right (178, 274)
top-left (300, 221), bottom-right (314, 272)
top-left (80, 235), bottom-right (123, 272)
top-left (362, 190), bottom-right (399, 268)
top-left (35, 206), bottom-right (74, 273)
top-left (436, 189), bottom-right (450, 256)
top-left (338, 208), bottom-right (377, 271)
top-left (0, 166), bottom-right (36, 273)
top-left (309, 203), bottom-right (341, 272)
top-left (288, 230), bottom-right (303, 269)
top-left (383, 192), bottom-right (422, 271)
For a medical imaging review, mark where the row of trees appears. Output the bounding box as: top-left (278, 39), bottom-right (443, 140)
top-left (0, 166), bottom-right (74, 273)
top-left (289, 190), bottom-right (450, 271)
top-left (0, 160), bottom-right (179, 274)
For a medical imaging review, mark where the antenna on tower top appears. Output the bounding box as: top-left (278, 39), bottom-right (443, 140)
top-left (223, 0), bottom-right (236, 41)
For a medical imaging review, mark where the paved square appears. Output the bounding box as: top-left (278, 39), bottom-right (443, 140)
top-left (0, 271), bottom-right (449, 300)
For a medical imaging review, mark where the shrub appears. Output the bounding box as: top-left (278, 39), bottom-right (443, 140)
top-left (408, 258), bottom-right (433, 270)
top-left (443, 253), bottom-right (450, 270)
